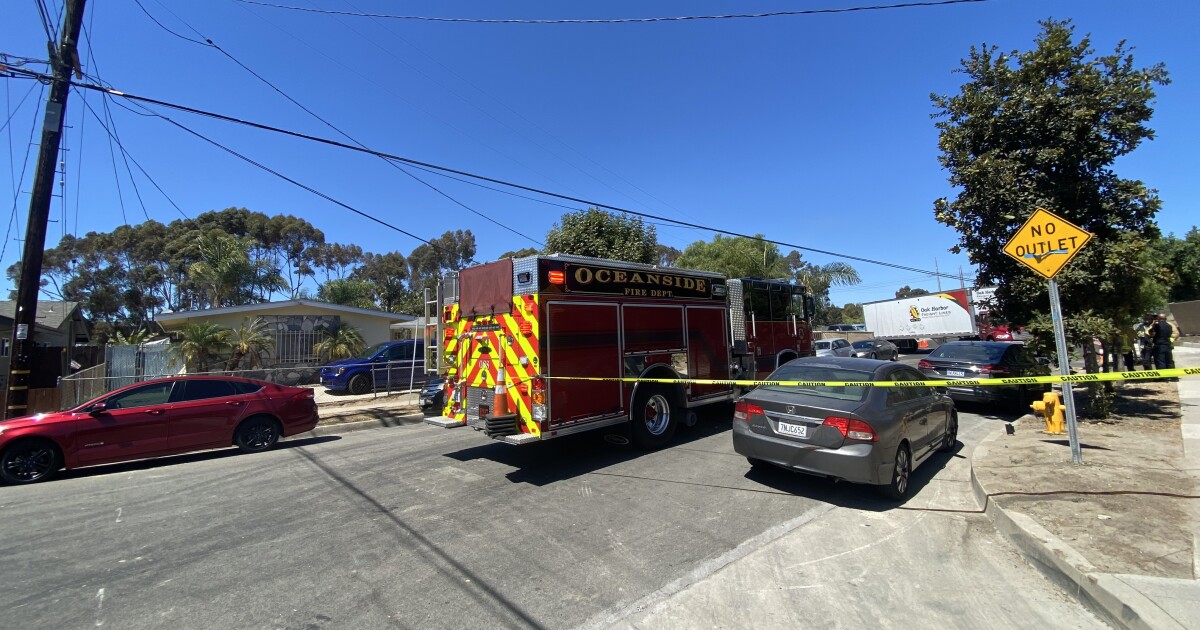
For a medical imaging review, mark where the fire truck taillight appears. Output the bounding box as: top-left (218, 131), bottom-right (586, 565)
top-left (519, 321), bottom-right (533, 336)
top-left (530, 376), bottom-right (547, 422)
top-left (547, 270), bottom-right (565, 285)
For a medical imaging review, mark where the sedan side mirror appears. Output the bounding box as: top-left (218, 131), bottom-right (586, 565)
top-left (88, 402), bottom-right (109, 415)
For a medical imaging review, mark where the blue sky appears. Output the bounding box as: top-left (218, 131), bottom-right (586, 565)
top-left (2, 0), bottom-right (1196, 306)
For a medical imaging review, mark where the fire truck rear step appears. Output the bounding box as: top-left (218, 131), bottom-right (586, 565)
top-left (424, 416), bottom-right (466, 428)
top-left (501, 433), bottom-right (542, 445)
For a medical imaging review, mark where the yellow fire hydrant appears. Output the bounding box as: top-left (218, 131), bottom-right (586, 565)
top-left (1031, 391), bottom-right (1065, 434)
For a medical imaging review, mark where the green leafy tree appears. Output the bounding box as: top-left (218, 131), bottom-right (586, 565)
top-left (312, 322), bottom-right (366, 361)
top-left (317, 278), bottom-right (376, 310)
top-left (188, 233), bottom-right (289, 308)
top-left (543, 208), bottom-right (656, 264)
top-left (408, 230), bottom-right (477, 295)
top-left (172, 322), bottom-right (231, 373)
top-left (497, 247), bottom-right (539, 260)
top-left (226, 316), bottom-right (275, 371)
top-left (353, 252), bottom-right (410, 312)
top-left (932, 19), bottom-right (1169, 333)
top-left (109, 328), bottom-right (152, 346)
top-left (1151, 228), bottom-right (1200, 302)
top-left (841, 303), bottom-right (865, 323)
top-left (676, 235), bottom-right (793, 279)
top-left (895, 285), bottom-right (930, 299)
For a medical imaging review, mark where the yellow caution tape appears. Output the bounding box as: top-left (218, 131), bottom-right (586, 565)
top-left (545, 366), bottom-right (1198, 388)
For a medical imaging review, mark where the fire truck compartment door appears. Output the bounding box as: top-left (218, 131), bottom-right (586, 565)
top-left (460, 258), bottom-right (513, 316)
top-left (546, 302), bottom-right (622, 423)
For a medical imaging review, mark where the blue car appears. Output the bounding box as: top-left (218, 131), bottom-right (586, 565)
top-left (319, 340), bottom-right (428, 395)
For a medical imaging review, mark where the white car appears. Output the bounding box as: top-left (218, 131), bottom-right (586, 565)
top-left (815, 337), bottom-right (854, 357)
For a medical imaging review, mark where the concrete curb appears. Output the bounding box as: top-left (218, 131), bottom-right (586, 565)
top-left (292, 409), bottom-right (429, 439)
top-left (970, 423), bottom-right (1186, 630)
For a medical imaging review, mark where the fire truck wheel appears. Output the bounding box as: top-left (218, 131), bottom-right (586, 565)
top-left (630, 387), bottom-right (679, 449)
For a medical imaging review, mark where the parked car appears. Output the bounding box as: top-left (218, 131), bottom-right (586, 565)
top-left (0, 376), bottom-right (319, 485)
top-left (916, 341), bottom-right (1052, 410)
top-left (814, 337), bottom-right (854, 357)
top-left (320, 339), bottom-right (427, 395)
top-left (732, 356), bottom-right (957, 500)
top-left (851, 338), bottom-right (900, 361)
top-left (826, 324), bottom-right (863, 332)
top-left (419, 377), bottom-right (446, 415)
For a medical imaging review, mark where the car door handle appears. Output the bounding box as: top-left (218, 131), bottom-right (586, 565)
top-left (225, 400), bottom-right (244, 406)
top-left (147, 409), bottom-right (165, 415)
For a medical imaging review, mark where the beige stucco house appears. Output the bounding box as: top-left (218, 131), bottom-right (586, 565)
top-left (155, 300), bottom-right (415, 368)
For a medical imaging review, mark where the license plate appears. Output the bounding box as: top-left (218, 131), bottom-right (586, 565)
top-left (777, 421), bottom-right (808, 438)
top-left (946, 370), bottom-right (965, 377)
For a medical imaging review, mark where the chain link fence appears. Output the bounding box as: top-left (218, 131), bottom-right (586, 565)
top-left (57, 360), bottom-right (433, 410)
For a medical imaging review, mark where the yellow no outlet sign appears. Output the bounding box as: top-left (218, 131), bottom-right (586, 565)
top-left (1003, 208), bottom-right (1093, 279)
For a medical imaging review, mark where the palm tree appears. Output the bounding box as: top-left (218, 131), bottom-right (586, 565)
top-left (109, 328), bottom-right (152, 346)
top-left (226, 317), bottom-right (276, 371)
top-left (172, 322), bottom-right (231, 373)
top-left (188, 234), bottom-right (289, 308)
top-left (795, 261), bottom-right (861, 295)
top-left (312, 322), bottom-right (365, 362)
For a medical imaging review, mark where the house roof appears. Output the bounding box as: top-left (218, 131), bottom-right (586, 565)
top-left (0, 301), bottom-right (81, 330)
top-left (154, 300), bottom-right (416, 325)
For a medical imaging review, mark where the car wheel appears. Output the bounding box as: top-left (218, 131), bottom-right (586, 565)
top-left (348, 373), bottom-right (372, 395)
top-left (235, 417), bottom-right (281, 454)
top-left (0, 439), bottom-right (62, 485)
top-left (892, 351), bottom-right (899, 361)
top-left (877, 444), bottom-right (911, 501)
top-left (869, 352), bottom-right (877, 359)
top-left (630, 386), bottom-right (678, 450)
top-left (938, 412), bottom-right (958, 452)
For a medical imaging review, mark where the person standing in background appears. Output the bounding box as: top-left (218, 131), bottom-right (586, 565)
top-left (1150, 312), bottom-right (1176, 373)
top-left (1135, 314), bottom-right (1154, 370)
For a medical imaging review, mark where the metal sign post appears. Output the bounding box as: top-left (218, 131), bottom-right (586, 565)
top-left (1003, 207), bottom-right (1093, 464)
top-left (1048, 278), bottom-right (1083, 464)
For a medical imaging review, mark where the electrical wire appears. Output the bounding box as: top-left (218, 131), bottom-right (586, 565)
top-left (136, 0), bottom-right (541, 247)
top-left (2, 81), bottom-right (46, 265)
top-left (235, 0), bottom-right (991, 24)
top-left (75, 94), bottom-right (188, 219)
top-left (33, 0), bottom-right (58, 45)
top-left (61, 75), bottom-right (974, 282)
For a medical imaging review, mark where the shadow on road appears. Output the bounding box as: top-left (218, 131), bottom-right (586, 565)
top-left (56, 435), bottom-right (342, 481)
top-left (442, 414), bottom-right (735, 487)
top-left (739, 440), bottom-right (969, 512)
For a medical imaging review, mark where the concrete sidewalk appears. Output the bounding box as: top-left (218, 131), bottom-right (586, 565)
top-left (971, 346), bottom-right (1200, 629)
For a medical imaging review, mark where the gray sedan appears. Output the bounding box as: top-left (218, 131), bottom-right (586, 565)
top-left (732, 357), bottom-right (957, 500)
top-left (851, 338), bottom-right (899, 361)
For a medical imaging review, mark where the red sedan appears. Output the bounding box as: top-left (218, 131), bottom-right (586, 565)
top-left (0, 376), bottom-right (320, 484)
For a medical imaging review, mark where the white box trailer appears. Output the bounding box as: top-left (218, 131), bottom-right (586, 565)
top-left (862, 288), bottom-right (979, 351)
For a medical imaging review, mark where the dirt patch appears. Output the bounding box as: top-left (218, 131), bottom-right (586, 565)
top-left (976, 380), bottom-right (1197, 579)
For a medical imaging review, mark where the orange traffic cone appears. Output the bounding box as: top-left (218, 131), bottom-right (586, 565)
top-left (493, 366), bottom-right (509, 416)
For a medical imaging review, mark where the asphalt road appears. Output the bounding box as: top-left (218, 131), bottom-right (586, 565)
top-left (0, 359), bottom-right (1106, 629)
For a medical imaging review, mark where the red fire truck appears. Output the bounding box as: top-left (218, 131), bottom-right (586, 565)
top-left (425, 254), bottom-right (814, 448)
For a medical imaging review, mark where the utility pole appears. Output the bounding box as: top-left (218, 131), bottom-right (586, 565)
top-left (4, 0), bottom-right (87, 420)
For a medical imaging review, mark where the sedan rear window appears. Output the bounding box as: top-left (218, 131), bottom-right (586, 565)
top-left (815, 341), bottom-right (831, 349)
top-left (760, 365), bottom-right (873, 402)
top-left (929, 344), bottom-right (1006, 363)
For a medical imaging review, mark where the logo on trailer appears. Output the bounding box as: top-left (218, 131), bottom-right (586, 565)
top-left (909, 306), bottom-right (921, 322)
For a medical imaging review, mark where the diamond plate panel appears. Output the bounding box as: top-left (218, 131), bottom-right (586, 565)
top-left (727, 279), bottom-right (746, 342)
top-left (512, 256), bottom-right (539, 296)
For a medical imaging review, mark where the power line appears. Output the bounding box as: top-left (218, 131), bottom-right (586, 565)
top-left (135, 0), bottom-right (541, 248)
top-left (58, 75), bottom-right (973, 282)
top-left (235, 0), bottom-right (990, 24)
top-left (2, 81), bottom-right (46, 264)
top-left (76, 94), bottom-right (188, 219)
